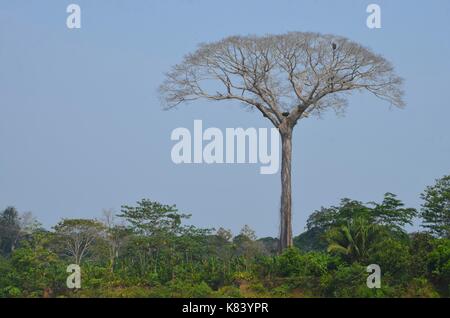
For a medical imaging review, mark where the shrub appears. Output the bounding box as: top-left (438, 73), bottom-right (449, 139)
top-left (275, 247), bottom-right (330, 277)
top-left (402, 278), bottom-right (439, 298)
top-left (215, 285), bottom-right (241, 298)
top-left (427, 238), bottom-right (450, 294)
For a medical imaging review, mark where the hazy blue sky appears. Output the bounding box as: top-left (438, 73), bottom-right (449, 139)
top-left (1, 0), bottom-right (449, 237)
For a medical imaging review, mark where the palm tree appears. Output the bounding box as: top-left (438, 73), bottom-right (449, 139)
top-left (326, 217), bottom-right (380, 263)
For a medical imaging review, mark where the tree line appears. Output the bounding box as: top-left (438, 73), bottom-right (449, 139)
top-left (0, 175), bottom-right (449, 298)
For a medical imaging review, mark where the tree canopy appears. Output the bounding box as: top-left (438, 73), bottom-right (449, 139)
top-left (1, 176), bottom-right (449, 298)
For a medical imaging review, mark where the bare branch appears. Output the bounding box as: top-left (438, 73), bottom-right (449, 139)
top-left (159, 32), bottom-right (404, 128)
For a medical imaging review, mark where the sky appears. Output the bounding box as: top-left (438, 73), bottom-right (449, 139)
top-left (0, 0), bottom-right (449, 237)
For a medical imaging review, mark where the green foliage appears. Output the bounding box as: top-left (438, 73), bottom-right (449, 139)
top-left (369, 236), bottom-right (412, 284)
top-left (421, 175), bottom-right (450, 238)
top-left (0, 256), bottom-right (14, 297)
top-left (6, 245), bottom-right (66, 297)
top-left (402, 278), bottom-right (439, 298)
top-left (232, 271), bottom-right (254, 282)
top-left (427, 238), bottom-right (450, 294)
top-left (409, 232), bottom-right (435, 278)
top-left (371, 192), bottom-right (417, 231)
top-left (301, 193), bottom-right (416, 258)
top-left (53, 219), bottom-right (105, 265)
top-left (216, 285), bottom-right (241, 298)
top-left (119, 199), bottom-right (190, 237)
top-left (275, 248), bottom-right (330, 278)
top-left (2, 185), bottom-right (450, 298)
top-left (0, 207), bottom-right (21, 256)
top-left (320, 263), bottom-right (390, 298)
top-left (163, 280), bottom-right (214, 298)
top-left (326, 217), bottom-right (380, 263)
top-left (294, 227), bottom-right (328, 252)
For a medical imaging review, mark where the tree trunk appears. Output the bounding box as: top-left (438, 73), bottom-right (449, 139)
top-left (279, 126), bottom-right (293, 251)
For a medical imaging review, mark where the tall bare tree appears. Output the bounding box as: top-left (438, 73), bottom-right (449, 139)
top-left (54, 219), bottom-right (105, 265)
top-left (102, 209), bottom-right (129, 273)
top-left (159, 32), bottom-right (404, 251)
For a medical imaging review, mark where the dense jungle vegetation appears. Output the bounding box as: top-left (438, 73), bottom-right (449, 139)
top-left (1, 175), bottom-right (449, 298)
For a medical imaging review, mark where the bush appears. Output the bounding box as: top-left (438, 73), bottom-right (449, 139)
top-left (369, 237), bottom-right (412, 285)
top-left (322, 264), bottom-right (368, 297)
top-left (215, 285), bottom-right (241, 298)
top-left (275, 248), bottom-right (330, 277)
top-left (166, 280), bottom-right (214, 298)
top-left (232, 271), bottom-right (253, 283)
top-left (427, 238), bottom-right (450, 294)
top-left (248, 281), bottom-right (268, 295)
top-left (402, 278), bottom-right (439, 298)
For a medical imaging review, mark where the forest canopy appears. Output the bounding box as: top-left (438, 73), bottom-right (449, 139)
top-left (0, 174), bottom-right (449, 298)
